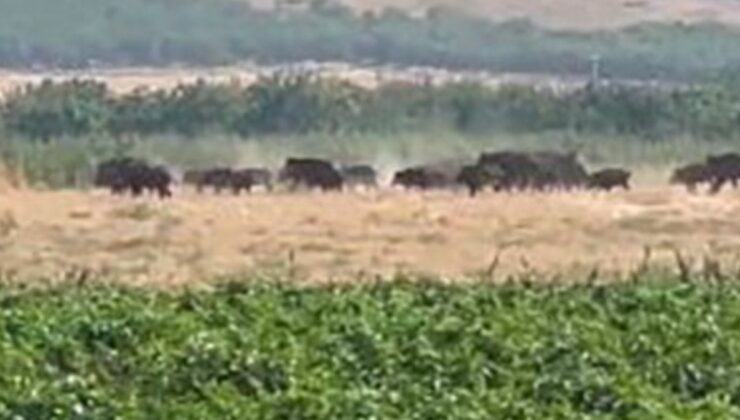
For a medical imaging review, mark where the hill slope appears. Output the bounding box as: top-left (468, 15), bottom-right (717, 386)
top-left (250, 0), bottom-right (740, 29)
top-left (2, 0), bottom-right (740, 77)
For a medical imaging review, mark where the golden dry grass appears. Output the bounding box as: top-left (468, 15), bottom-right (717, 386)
top-left (0, 183), bottom-right (739, 285)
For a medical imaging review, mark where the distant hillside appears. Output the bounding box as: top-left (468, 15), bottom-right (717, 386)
top-left (2, 0), bottom-right (740, 80)
top-left (248, 0), bottom-right (740, 29)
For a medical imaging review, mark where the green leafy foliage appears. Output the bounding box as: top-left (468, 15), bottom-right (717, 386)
top-left (0, 278), bottom-right (739, 418)
top-left (4, 77), bottom-right (740, 142)
top-left (2, 80), bottom-right (110, 142)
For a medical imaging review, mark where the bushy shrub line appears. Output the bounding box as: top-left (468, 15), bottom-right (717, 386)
top-left (4, 76), bottom-right (740, 142)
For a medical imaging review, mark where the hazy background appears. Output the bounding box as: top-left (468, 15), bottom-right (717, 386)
top-left (1, 0), bottom-right (740, 80)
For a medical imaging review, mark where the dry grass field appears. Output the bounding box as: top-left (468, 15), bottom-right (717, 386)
top-left (0, 180), bottom-right (738, 284)
top-left (252, 0), bottom-right (740, 29)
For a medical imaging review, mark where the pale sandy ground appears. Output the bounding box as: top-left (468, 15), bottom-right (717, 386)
top-left (0, 183), bottom-right (738, 285)
top-left (0, 65), bottom-right (604, 100)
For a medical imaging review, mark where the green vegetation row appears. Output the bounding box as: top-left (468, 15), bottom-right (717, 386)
top-left (0, 276), bottom-right (739, 418)
top-left (4, 0), bottom-right (740, 80)
top-left (4, 76), bottom-right (740, 143)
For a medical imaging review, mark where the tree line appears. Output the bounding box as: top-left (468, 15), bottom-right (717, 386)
top-left (2, 76), bottom-right (740, 142)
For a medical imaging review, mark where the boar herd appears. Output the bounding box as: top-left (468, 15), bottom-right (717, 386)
top-left (670, 153), bottom-right (740, 194)
top-left (93, 151), bottom-right (740, 199)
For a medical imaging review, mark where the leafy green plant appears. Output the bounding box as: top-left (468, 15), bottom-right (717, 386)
top-left (5, 78), bottom-right (740, 142)
top-left (0, 276), bottom-right (738, 418)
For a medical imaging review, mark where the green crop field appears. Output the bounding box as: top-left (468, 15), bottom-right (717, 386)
top-left (0, 276), bottom-right (739, 418)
